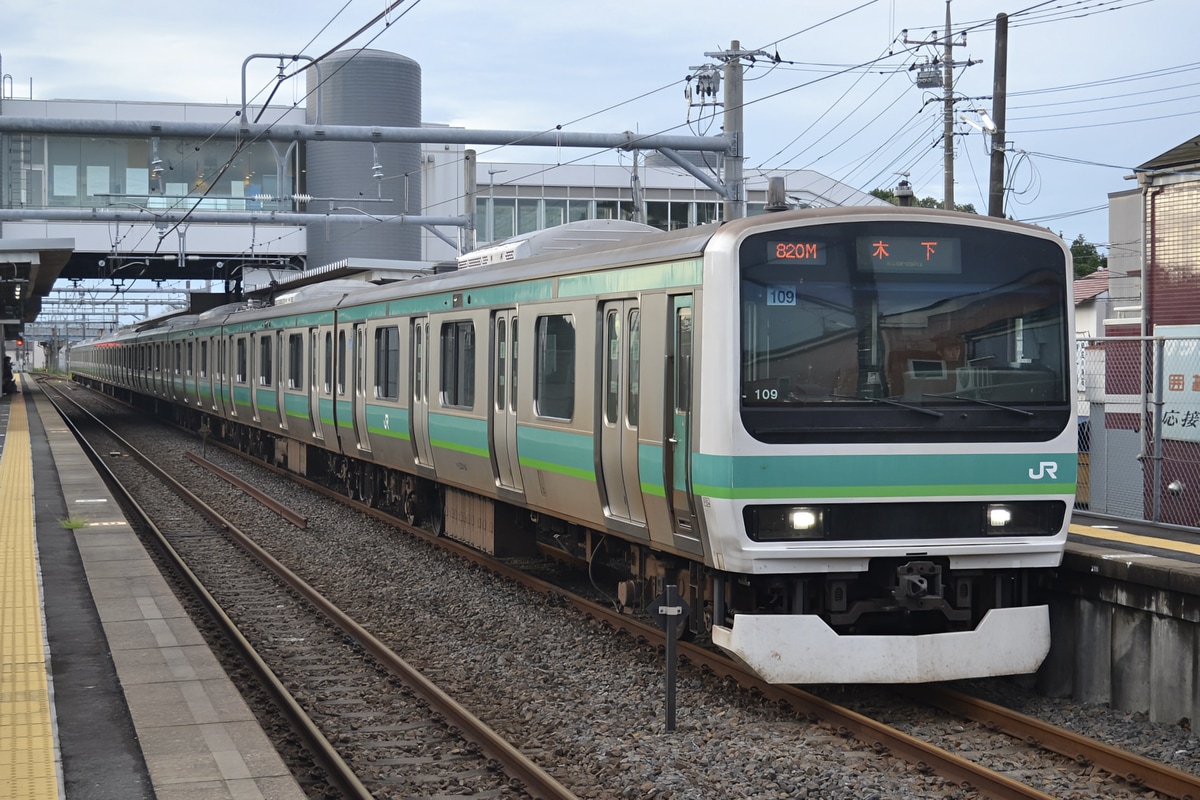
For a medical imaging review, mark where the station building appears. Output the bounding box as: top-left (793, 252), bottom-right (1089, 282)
top-left (0, 48), bottom-right (884, 354)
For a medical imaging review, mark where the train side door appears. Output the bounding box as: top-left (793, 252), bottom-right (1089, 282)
top-left (599, 300), bottom-right (646, 526)
top-left (232, 335), bottom-right (247, 419)
top-left (333, 326), bottom-right (350, 450)
top-left (201, 337), bottom-right (214, 411)
top-left (309, 327), bottom-right (324, 441)
top-left (491, 309), bottom-right (523, 493)
top-left (250, 332), bottom-right (263, 423)
top-left (666, 297), bottom-right (698, 537)
top-left (352, 323), bottom-right (371, 452)
top-left (411, 316), bottom-right (434, 468)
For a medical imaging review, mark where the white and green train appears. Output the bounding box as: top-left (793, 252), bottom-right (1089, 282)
top-left (71, 206), bottom-right (1076, 683)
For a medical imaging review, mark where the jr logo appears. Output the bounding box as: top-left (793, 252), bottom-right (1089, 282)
top-left (1028, 461), bottom-right (1058, 480)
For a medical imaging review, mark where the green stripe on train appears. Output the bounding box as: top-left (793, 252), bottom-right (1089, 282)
top-left (690, 452), bottom-right (1077, 499)
top-left (366, 404), bottom-right (412, 440)
top-left (517, 426), bottom-right (595, 481)
top-left (429, 412), bottom-right (489, 458)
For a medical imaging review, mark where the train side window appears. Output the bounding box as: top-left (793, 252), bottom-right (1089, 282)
top-left (337, 330), bottom-right (347, 395)
top-left (535, 314), bottom-right (575, 420)
top-left (440, 320), bottom-right (475, 409)
top-left (675, 307), bottom-right (692, 412)
top-left (323, 331), bottom-right (333, 394)
top-left (186, 341), bottom-right (194, 376)
top-left (495, 318), bottom-right (506, 411)
top-left (236, 338), bottom-right (247, 383)
top-left (628, 309), bottom-right (640, 427)
top-left (413, 323), bottom-right (424, 401)
top-left (374, 326), bottom-right (400, 400)
top-left (200, 341), bottom-right (208, 378)
top-left (174, 342), bottom-right (181, 375)
top-left (288, 333), bottom-right (303, 389)
top-left (605, 310), bottom-right (619, 424)
top-left (259, 336), bottom-right (272, 387)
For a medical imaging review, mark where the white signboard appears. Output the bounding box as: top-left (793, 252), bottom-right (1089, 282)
top-left (52, 164), bottom-right (77, 197)
top-left (86, 165), bottom-right (109, 196)
top-left (126, 167), bottom-right (149, 196)
top-left (1157, 324), bottom-right (1200, 442)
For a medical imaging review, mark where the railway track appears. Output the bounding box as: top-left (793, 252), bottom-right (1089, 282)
top-left (42, 378), bottom-right (575, 800)
top-left (46, 376), bottom-right (1200, 799)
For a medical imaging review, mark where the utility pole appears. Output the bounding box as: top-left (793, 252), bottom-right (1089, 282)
top-left (702, 40), bottom-right (747, 221)
top-left (942, 1), bottom-right (956, 209)
top-left (463, 149), bottom-right (477, 253)
top-left (906, 3), bottom-right (969, 211)
top-left (988, 13), bottom-right (1009, 218)
top-left (724, 41), bottom-right (745, 221)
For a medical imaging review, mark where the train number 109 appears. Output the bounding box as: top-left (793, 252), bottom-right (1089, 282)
top-left (767, 285), bottom-right (797, 306)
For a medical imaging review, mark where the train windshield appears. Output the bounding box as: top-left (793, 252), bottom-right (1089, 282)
top-left (739, 219), bottom-right (1071, 443)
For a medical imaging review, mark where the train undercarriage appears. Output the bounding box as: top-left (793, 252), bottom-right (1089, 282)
top-left (165, 399), bottom-right (1043, 641)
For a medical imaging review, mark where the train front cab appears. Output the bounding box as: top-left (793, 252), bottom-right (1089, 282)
top-left (696, 208), bottom-right (1075, 684)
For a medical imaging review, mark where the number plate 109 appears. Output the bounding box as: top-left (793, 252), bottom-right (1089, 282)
top-left (767, 285), bottom-right (797, 306)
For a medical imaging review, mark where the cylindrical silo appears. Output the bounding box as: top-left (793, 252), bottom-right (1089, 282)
top-left (305, 49), bottom-right (422, 267)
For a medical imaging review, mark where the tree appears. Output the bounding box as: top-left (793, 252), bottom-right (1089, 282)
top-left (1068, 234), bottom-right (1107, 278)
top-left (870, 188), bottom-right (977, 214)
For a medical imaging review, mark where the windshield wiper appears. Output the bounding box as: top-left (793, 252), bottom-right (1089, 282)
top-left (924, 394), bottom-right (1034, 418)
top-left (829, 393), bottom-right (944, 418)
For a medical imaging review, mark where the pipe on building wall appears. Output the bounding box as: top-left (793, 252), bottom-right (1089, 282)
top-left (0, 207), bottom-right (466, 227)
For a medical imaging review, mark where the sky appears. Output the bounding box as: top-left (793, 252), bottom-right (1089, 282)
top-left (1, 0), bottom-right (1196, 256)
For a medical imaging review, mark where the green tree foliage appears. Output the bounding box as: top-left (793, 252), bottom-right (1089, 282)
top-left (869, 188), bottom-right (976, 214)
top-left (1068, 234), bottom-right (1107, 278)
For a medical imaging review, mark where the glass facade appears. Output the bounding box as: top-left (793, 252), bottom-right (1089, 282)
top-left (5, 134), bottom-right (294, 211)
top-left (474, 195), bottom-right (718, 242)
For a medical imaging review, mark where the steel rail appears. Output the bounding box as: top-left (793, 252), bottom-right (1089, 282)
top-left (185, 450), bottom-right (308, 528)
top-left (49, 380), bottom-right (578, 800)
top-left (37, 379), bottom-right (372, 799)
top-left (74, 384), bottom-right (1180, 800)
top-left (913, 686), bottom-right (1200, 800)
top-left (231, 453), bottom-right (1058, 800)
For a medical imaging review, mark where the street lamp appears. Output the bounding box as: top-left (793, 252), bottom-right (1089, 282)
top-left (487, 168), bottom-right (507, 243)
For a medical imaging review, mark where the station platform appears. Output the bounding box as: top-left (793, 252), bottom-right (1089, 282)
top-left (0, 376), bottom-right (305, 800)
top-left (1070, 511), bottom-right (1200, 565)
top-left (1040, 511), bottom-right (1200, 724)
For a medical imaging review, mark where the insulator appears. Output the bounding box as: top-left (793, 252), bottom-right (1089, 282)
top-left (291, 194), bottom-right (313, 203)
top-left (253, 194), bottom-right (274, 202)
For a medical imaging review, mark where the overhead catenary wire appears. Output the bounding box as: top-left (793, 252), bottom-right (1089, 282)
top-left (102, 0), bottom-right (1174, 266)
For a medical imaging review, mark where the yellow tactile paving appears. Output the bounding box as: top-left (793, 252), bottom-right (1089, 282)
top-left (0, 392), bottom-right (62, 799)
top-left (1071, 522), bottom-right (1200, 558)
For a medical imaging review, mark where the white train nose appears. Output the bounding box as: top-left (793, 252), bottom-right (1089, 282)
top-left (711, 605), bottom-right (1051, 684)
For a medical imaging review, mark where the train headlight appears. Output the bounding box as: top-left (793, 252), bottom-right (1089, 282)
top-left (983, 502), bottom-right (1065, 535)
top-left (791, 508), bottom-right (820, 530)
top-left (986, 504), bottom-right (1013, 530)
top-left (744, 505), bottom-right (827, 541)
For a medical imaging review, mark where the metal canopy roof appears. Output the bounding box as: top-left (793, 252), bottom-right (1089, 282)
top-left (0, 238), bottom-right (75, 332)
top-left (1137, 133), bottom-right (1200, 172)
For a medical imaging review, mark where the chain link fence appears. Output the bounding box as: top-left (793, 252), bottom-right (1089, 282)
top-left (1077, 335), bottom-right (1200, 527)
